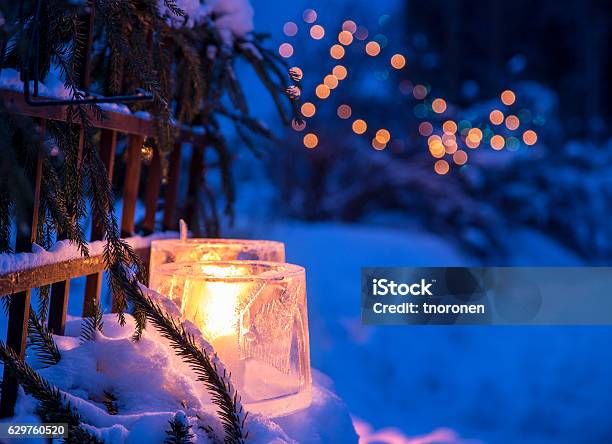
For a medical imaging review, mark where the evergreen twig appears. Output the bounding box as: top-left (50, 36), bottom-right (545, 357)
top-left (27, 308), bottom-right (61, 367)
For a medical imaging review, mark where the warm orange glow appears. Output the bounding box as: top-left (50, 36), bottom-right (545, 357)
top-left (443, 120), bottom-right (457, 134)
top-left (467, 128), bottom-right (483, 143)
top-left (303, 133), bottom-right (318, 148)
top-left (505, 115), bottom-right (520, 130)
top-left (372, 138), bottom-right (386, 150)
top-left (332, 65), bottom-right (348, 80)
top-left (432, 98), bottom-right (447, 114)
top-left (390, 54), bottom-right (406, 69)
top-left (301, 102), bottom-right (316, 118)
top-left (428, 135), bottom-right (442, 145)
top-left (279, 43), bottom-right (293, 58)
top-left (342, 20), bottom-right (357, 33)
top-left (418, 122), bottom-right (433, 136)
top-left (365, 41), bottom-right (381, 56)
top-left (315, 84), bottom-right (331, 99)
top-left (445, 142), bottom-right (458, 154)
top-left (429, 142), bottom-right (445, 158)
top-left (310, 25), bottom-right (325, 40)
top-left (442, 133), bottom-right (456, 147)
top-left (501, 90), bottom-right (516, 106)
top-left (352, 119), bottom-right (367, 134)
top-left (434, 160), bottom-right (450, 175)
top-left (324, 74), bottom-right (339, 89)
top-left (337, 104), bottom-right (352, 119)
top-left (338, 31), bottom-right (353, 45)
top-left (375, 129), bottom-right (391, 144)
top-left (413, 84), bottom-right (428, 100)
top-left (453, 150), bottom-right (468, 165)
top-left (522, 130), bottom-right (538, 145)
top-left (465, 138), bottom-right (480, 149)
top-left (489, 109), bottom-right (504, 125)
top-left (490, 135), bottom-right (505, 150)
top-left (330, 44), bottom-right (345, 59)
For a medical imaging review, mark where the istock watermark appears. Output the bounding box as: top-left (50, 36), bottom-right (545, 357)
top-left (362, 267), bottom-right (612, 325)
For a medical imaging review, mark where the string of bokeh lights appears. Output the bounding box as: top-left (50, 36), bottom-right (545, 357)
top-left (280, 9), bottom-right (540, 175)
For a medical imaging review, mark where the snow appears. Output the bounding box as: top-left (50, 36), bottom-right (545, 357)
top-left (6, 311), bottom-right (356, 443)
top-left (0, 232), bottom-right (178, 274)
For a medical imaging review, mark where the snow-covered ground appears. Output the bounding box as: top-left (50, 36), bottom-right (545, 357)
top-left (238, 220), bottom-right (612, 443)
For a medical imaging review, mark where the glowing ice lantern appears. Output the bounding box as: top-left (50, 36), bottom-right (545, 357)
top-left (149, 261), bottom-right (311, 417)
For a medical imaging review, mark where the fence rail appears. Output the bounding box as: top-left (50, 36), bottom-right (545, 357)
top-left (0, 86), bottom-right (210, 417)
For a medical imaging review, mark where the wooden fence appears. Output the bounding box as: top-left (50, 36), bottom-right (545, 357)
top-left (0, 86), bottom-right (210, 417)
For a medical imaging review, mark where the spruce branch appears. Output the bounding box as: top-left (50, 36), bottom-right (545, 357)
top-left (27, 308), bottom-right (61, 367)
top-left (127, 285), bottom-right (248, 444)
top-left (102, 390), bottom-right (119, 415)
top-left (79, 302), bottom-right (104, 344)
top-left (164, 412), bottom-right (195, 444)
top-left (0, 341), bottom-right (103, 444)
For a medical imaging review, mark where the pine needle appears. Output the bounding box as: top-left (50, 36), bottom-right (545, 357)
top-left (28, 308), bottom-right (61, 367)
top-left (79, 302), bottom-right (104, 344)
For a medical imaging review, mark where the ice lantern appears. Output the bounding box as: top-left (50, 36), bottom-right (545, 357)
top-left (149, 261), bottom-right (312, 417)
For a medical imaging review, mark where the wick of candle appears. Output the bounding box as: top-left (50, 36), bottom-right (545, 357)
top-left (179, 219), bottom-right (188, 242)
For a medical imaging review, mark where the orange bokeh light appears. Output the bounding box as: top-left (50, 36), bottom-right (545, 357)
top-left (489, 109), bottom-right (504, 125)
top-left (522, 130), bottom-right (538, 145)
top-left (352, 119), bottom-right (367, 134)
top-left (365, 41), bottom-right (381, 56)
top-left (390, 54), bottom-right (406, 69)
top-left (501, 90), bottom-right (516, 106)
top-left (301, 102), bottom-right (316, 117)
top-left (310, 25), bottom-right (325, 40)
top-left (324, 74), bottom-right (339, 89)
top-left (330, 44), bottom-right (345, 59)
top-left (337, 104), bottom-right (352, 119)
top-left (443, 120), bottom-right (457, 134)
top-left (432, 98), bottom-right (447, 114)
top-left (338, 30), bottom-right (353, 45)
top-left (303, 133), bottom-right (318, 148)
top-left (278, 43), bottom-right (293, 58)
top-left (467, 128), bottom-right (483, 143)
top-left (375, 129), bottom-right (391, 144)
top-left (332, 65), bottom-right (348, 80)
top-left (505, 115), bottom-right (520, 130)
top-left (315, 84), bottom-right (331, 99)
top-left (434, 160), bottom-right (450, 175)
top-left (372, 138), bottom-right (386, 150)
top-left (490, 135), bottom-right (505, 150)
top-left (453, 150), bottom-right (468, 165)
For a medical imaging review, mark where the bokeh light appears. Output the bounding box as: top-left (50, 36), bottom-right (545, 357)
top-left (365, 41), bottom-right (381, 56)
top-left (490, 134), bottom-right (505, 150)
top-left (342, 20), bottom-right (357, 34)
top-left (289, 66), bottom-right (303, 81)
top-left (352, 119), bottom-right (367, 134)
top-left (523, 129), bottom-right (538, 145)
top-left (501, 89), bottom-right (516, 106)
top-left (310, 25), bottom-right (325, 40)
top-left (375, 129), bottom-right (391, 143)
top-left (453, 150), bottom-right (468, 165)
top-left (315, 84), bottom-right (331, 99)
top-left (303, 9), bottom-right (317, 24)
top-left (413, 84), bottom-right (428, 100)
top-left (332, 65), bottom-right (348, 80)
top-left (418, 121), bottom-right (433, 136)
top-left (505, 115), bottom-right (520, 130)
top-left (355, 26), bottom-right (368, 40)
top-left (434, 159), bottom-right (450, 175)
top-left (283, 22), bottom-right (298, 37)
top-left (330, 44), bottom-right (345, 59)
top-left (489, 109), bottom-right (504, 125)
top-left (291, 118), bottom-right (306, 131)
top-left (278, 43), bottom-right (293, 58)
top-left (324, 74), bottom-right (339, 89)
top-left (443, 120), bottom-right (457, 134)
top-left (467, 128), bottom-right (483, 143)
top-left (337, 104), bottom-right (352, 119)
top-left (432, 98), bottom-right (447, 114)
top-left (390, 54), bottom-right (406, 69)
top-left (372, 138), bottom-right (386, 150)
top-left (301, 102), bottom-right (316, 117)
top-left (303, 133), bottom-right (318, 148)
top-left (338, 31), bottom-right (353, 45)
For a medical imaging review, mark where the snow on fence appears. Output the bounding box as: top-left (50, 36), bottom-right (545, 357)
top-left (0, 89), bottom-right (213, 418)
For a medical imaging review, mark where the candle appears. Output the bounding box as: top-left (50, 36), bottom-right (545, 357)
top-left (149, 261), bottom-right (312, 417)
